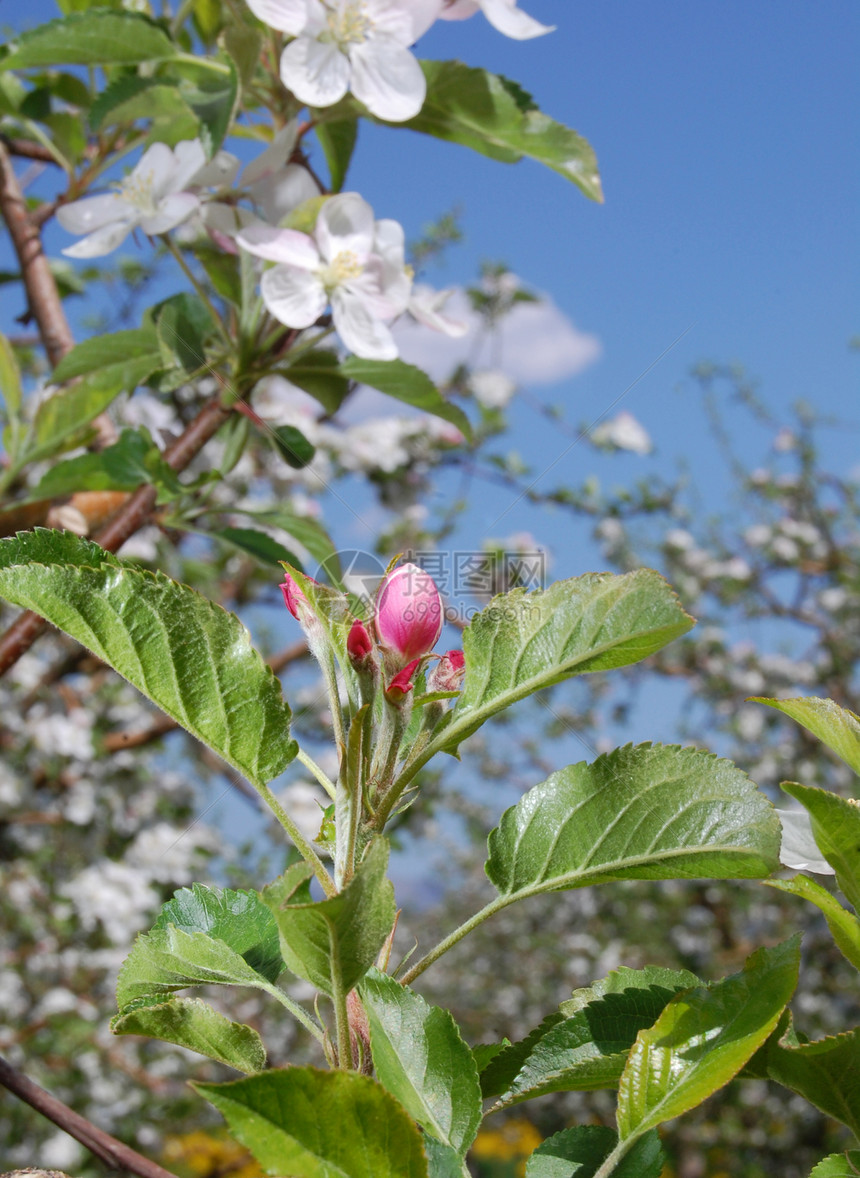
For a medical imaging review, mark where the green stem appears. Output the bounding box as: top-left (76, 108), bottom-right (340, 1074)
top-left (260, 980), bottom-right (325, 1045)
top-left (162, 236), bottom-right (232, 350)
top-left (257, 781), bottom-right (336, 898)
top-left (592, 1138), bottom-right (634, 1178)
top-left (175, 51), bottom-right (232, 75)
top-left (170, 0), bottom-right (195, 35)
top-left (296, 746), bottom-right (337, 800)
top-left (329, 933), bottom-right (352, 1069)
top-left (399, 896), bottom-right (510, 986)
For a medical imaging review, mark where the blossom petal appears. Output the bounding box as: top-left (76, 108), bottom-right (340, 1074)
top-left (61, 218), bottom-right (136, 258)
top-left (237, 224), bottom-right (320, 267)
top-left (364, 0), bottom-right (442, 43)
top-left (253, 164), bottom-right (320, 224)
top-left (315, 192), bottom-right (375, 264)
top-left (191, 150), bottom-right (241, 188)
top-left (133, 142), bottom-right (179, 201)
top-left (244, 0), bottom-right (308, 34)
top-left (479, 0), bottom-right (554, 39)
top-left (409, 285), bottom-right (469, 337)
top-left (140, 192), bottom-right (200, 235)
top-left (56, 193), bottom-right (130, 235)
top-left (332, 290), bottom-right (399, 360)
top-left (280, 37), bottom-right (351, 109)
top-left (170, 139), bottom-right (208, 193)
top-left (242, 122), bottom-right (300, 186)
top-left (438, 0), bottom-right (480, 18)
top-left (348, 255), bottom-right (411, 319)
top-left (261, 265), bottom-right (328, 328)
top-left (349, 37), bottom-right (426, 122)
top-left (201, 202), bottom-right (260, 245)
top-left (778, 809), bottom-right (835, 874)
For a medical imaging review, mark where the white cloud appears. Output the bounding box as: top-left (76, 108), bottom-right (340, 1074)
top-left (392, 287), bottom-right (601, 386)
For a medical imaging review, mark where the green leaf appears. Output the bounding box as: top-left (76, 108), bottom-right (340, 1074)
top-left (340, 356), bottom-right (472, 440)
top-left (222, 25), bottom-right (262, 91)
top-left (767, 1028), bottom-right (860, 1139)
top-left (752, 696), bottom-right (860, 776)
top-left (361, 970), bottom-right (481, 1156)
top-left (485, 744), bottom-right (780, 900)
top-left (196, 240), bottom-right (242, 305)
top-left (280, 349), bottom-right (349, 415)
top-left (782, 781), bottom-right (860, 911)
top-left (173, 55), bottom-right (239, 157)
top-left (116, 922), bottom-right (285, 1009)
top-left (0, 330), bottom-right (22, 415)
top-left (0, 529), bottom-right (297, 788)
top-left (263, 839), bottom-right (395, 997)
top-left (525, 1126), bottom-right (664, 1178)
top-left (487, 966), bottom-right (701, 1107)
top-left (2, 11), bottom-right (180, 69)
top-left (216, 526), bottom-right (302, 569)
top-left (111, 995), bottom-right (266, 1074)
top-left (424, 1138), bottom-right (470, 1177)
top-left (766, 875), bottom-right (860, 973)
top-left (195, 1067), bottom-right (429, 1178)
top-left (433, 570), bottom-right (694, 757)
top-left (315, 119), bottom-right (358, 192)
top-left (89, 74), bottom-right (163, 129)
top-left (244, 508), bottom-right (340, 576)
top-left (153, 883), bottom-right (285, 983)
top-left (32, 328), bottom-right (163, 458)
top-left (616, 938), bottom-right (800, 1147)
top-left (472, 1040), bottom-right (511, 1076)
top-left (271, 424), bottom-right (316, 469)
top-left (32, 427), bottom-right (182, 503)
top-left (52, 327), bottom-right (161, 383)
top-left (155, 292), bottom-right (216, 373)
top-left (808, 1152), bottom-right (860, 1177)
top-left (407, 62), bottom-right (602, 202)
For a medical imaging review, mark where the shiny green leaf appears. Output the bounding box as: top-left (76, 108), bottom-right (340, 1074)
top-left (111, 995), bottom-right (266, 1073)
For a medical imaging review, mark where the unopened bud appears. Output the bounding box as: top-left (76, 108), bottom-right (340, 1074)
top-left (375, 562), bottom-right (443, 666)
top-left (427, 649), bottom-right (465, 693)
top-left (280, 573), bottom-right (307, 620)
top-left (347, 619), bottom-right (375, 666)
top-left (384, 658), bottom-right (420, 705)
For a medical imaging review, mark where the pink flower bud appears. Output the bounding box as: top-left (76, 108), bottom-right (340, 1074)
top-left (280, 574), bottom-right (307, 620)
top-left (385, 659), bottom-right (420, 705)
top-left (427, 649), bottom-right (465, 693)
top-left (347, 619), bottom-right (374, 663)
top-left (375, 562), bottom-right (443, 664)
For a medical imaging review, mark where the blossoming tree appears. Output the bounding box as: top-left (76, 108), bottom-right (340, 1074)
top-left (2, 3), bottom-right (860, 1177)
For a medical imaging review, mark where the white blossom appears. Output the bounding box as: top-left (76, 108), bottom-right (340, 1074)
top-left (247, 0), bottom-right (441, 121)
top-left (57, 139), bottom-right (206, 257)
top-left (408, 284), bottom-right (469, 337)
top-left (200, 122), bottom-right (319, 245)
top-left (237, 192), bottom-right (411, 359)
top-left (590, 410), bottom-right (652, 454)
top-left (469, 368), bottom-right (516, 409)
top-left (440, 0), bottom-right (553, 39)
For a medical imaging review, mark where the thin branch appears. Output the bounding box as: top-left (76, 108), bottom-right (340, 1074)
top-left (0, 133), bottom-right (60, 165)
top-left (0, 398), bottom-right (232, 677)
top-left (0, 141), bottom-right (74, 366)
top-left (0, 1053), bottom-right (179, 1178)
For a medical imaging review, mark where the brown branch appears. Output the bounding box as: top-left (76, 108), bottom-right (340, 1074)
top-left (0, 141), bottom-right (74, 367)
top-left (0, 1054), bottom-right (179, 1178)
top-left (0, 398), bottom-right (232, 677)
top-left (0, 134), bottom-right (60, 165)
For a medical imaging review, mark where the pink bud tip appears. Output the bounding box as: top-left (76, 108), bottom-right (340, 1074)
top-left (385, 659), bottom-right (420, 704)
top-left (375, 562), bottom-right (443, 664)
top-left (281, 573), bottom-right (315, 621)
top-left (427, 649), bottom-right (466, 693)
top-left (347, 619), bottom-right (374, 662)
